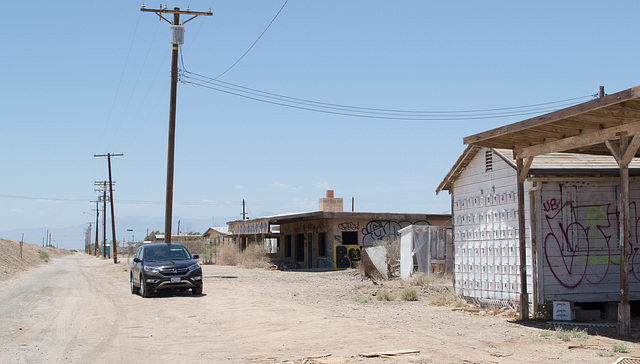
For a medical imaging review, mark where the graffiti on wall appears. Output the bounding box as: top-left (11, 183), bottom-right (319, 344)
top-left (338, 222), bottom-right (359, 231)
top-left (334, 245), bottom-right (362, 269)
top-left (361, 220), bottom-right (428, 245)
top-left (543, 198), bottom-right (640, 289)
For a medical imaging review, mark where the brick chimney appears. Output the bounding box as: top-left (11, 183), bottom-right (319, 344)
top-left (319, 190), bottom-right (343, 211)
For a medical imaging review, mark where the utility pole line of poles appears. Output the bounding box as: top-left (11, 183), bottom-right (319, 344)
top-left (92, 200), bottom-right (99, 256)
top-left (95, 153), bottom-right (123, 263)
top-left (141, 5), bottom-right (212, 245)
top-left (95, 182), bottom-right (110, 259)
top-left (86, 224), bottom-right (91, 254)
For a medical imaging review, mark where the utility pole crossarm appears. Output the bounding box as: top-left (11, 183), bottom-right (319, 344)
top-left (94, 153), bottom-right (124, 158)
top-left (140, 7), bottom-right (213, 16)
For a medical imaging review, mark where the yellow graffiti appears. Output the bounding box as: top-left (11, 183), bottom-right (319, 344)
top-left (334, 245), bottom-right (362, 270)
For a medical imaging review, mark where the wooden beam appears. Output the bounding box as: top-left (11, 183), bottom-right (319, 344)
top-left (606, 139), bottom-right (622, 165)
top-left (516, 156), bottom-right (534, 183)
top-left (514, 121), bottom-right (640, 159)
top-left (464, 87), bottom-right (640, 146)
top-left (622, 133), bottom-right (640, 166)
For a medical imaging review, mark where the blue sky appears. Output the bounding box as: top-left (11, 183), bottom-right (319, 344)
top-left (2, 1), bottom-right (639, 249)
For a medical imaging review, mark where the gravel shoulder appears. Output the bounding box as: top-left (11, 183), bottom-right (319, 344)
top-left (0, 249), bottom-right (639, 363)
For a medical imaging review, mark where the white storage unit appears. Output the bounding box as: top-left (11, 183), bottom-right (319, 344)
top-left (447, 148), bottom-right (533, 304)
top-left (438, 146), bottom-right (640, 308)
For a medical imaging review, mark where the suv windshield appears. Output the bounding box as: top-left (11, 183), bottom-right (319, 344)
top-left (144, 245), bottom-right (191, 262)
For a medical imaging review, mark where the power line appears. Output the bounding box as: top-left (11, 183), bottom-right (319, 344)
top-left (0, 194), bottom-right (238, 206)
top-left (106, 20), bottom-right (163, 151)
top-left (185, 69), bottom-right (594, 116)
top-left (180, 64), bottom-right (595, 121)
top-left (215, 0), bottom-right (289, 79)
top-left (99, 12), bottom-right (143, 150)
top-left (182, 73), bottom-right (594, 121)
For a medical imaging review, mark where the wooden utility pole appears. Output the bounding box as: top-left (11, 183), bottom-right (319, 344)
top-left (93, 200), bottom-right (99, 256)
top-left (95, 153), bottom-right (123, 263)
top-left (103, 186), bottom-right (107, 258)
top-left (141, 5), bottom-right (212, 245)
top-left (242, 199), bottom-right (248, 220)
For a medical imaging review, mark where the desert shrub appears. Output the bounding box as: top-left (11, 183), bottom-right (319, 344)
top-left (401, 287), bottom-right (419, 301)
top-left (201, 243), bottom-right (216, 264)
top-left (38, 250), bottom-right (50, 262)
top-left (410, 272), bottom-right (437, 287)
top-left (613, 344), bottom-right (629, 353)
top-left (239, 243), bottom-right (269, 269)
top-left (534, 301), bottom-right (553, 320)
top-left (216, 242), bottom-right (239, 266)
top-left (430, 289), bottom-right (463, 307)
top-left (354, 296), bottom-right (373, 304)
top-left (553, 327), bottom-right (588, 342)
top-left (540, 330), bottom-right (553, 338)
top-left (377, 290), bottom-right (393, 301)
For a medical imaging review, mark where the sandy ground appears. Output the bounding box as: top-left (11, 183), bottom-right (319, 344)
top-left (0, 238), bottom-right (71, 282)
top-left (1, 250), bottom-right (640, 363)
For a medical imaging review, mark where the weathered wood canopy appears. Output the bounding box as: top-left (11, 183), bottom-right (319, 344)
top-left (462, 85), bottom-right (640, 336)
top-left (464, 86), bottom-right (640, 160)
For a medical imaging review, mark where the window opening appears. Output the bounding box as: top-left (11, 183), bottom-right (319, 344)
top-left (341, 231), bottom-right (358, 245)
top-left (318, 232), bottom-right (327, 257)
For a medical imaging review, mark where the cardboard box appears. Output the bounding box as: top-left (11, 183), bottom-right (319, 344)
top-left (553, 301), bottom-right (574, 321)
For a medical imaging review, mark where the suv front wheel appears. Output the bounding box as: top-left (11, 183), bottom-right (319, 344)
top-left (130, 275), bottom-right (139, 294)
top-left (140, 275), bottom-right (152, 298)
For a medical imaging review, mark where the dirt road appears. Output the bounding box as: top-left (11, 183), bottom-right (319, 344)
top-left (0, 253), bottom-right (638, 363)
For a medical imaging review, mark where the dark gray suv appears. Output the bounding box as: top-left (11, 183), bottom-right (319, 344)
top-left (130, 243), bottom-right (203, 298)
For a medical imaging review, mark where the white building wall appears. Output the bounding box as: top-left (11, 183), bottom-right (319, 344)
top-left (452, 148), bottom-right (534, 303)
top-left (537, 180), bottom-right (640, 302)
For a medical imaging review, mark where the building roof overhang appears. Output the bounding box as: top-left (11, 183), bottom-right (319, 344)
top-left (463, 86), bottom-right (640, 159)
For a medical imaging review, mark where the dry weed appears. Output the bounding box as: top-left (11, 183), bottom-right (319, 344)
top-left (430, 288), bottom-right (464, 307)
top-left (239, 243), bottom-right (270, 269)
top-left (409, 272), bottom-right (437, 287)
top-left (216, 242), bottom-right (239, 266)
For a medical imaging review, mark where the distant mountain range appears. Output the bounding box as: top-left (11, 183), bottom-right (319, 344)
top-left (0, 214), bottom-right (272, 251)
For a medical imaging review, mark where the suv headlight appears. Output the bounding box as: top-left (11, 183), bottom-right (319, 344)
top-left (144, 266), bottom-right (161, 273)
top-left (187, 262), bottom-right (201, 272)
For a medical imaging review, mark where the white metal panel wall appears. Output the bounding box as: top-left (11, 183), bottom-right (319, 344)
top-left (538, 181), bottom-right (640, 302)
top-left (453, 148), bottom-right (534, 302)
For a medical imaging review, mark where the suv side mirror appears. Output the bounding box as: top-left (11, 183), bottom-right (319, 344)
top-left (193, 254), bottom-right (199, 260)
top-left (133, 257), bottom-right (142, 263)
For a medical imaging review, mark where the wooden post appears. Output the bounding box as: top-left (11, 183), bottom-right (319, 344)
top-left (517, 158), bottom-right (529, 320)
top-left (619, 134), bottom-right (631, 337)
top-left (605, 133), bottom-right (636, 337)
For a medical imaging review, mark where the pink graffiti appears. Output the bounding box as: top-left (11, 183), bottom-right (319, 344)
top-left (543, 201), bottom-right (640, 289)
top-left (542, 198), bottom-right (561, 212)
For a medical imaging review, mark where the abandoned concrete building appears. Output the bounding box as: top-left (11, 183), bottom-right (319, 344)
top-left (227, 190), bottom-right (451, 270)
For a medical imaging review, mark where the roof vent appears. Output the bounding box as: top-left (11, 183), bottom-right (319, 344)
top-left (485, 150), bottom-right (493, 172)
